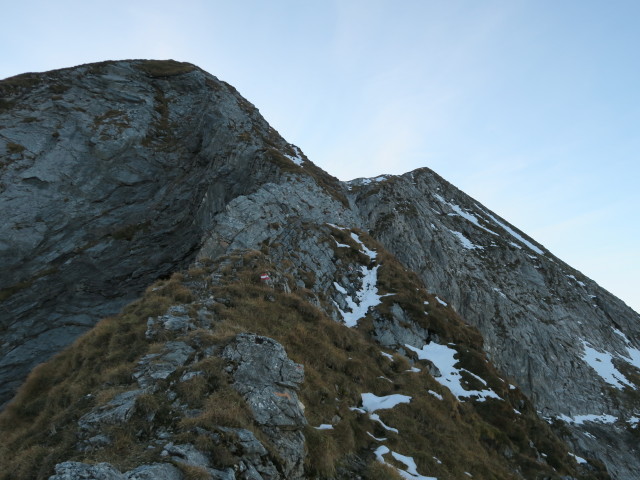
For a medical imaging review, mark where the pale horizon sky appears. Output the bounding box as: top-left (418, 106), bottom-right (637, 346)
top-left (2, 1), bottom-right (639, 313)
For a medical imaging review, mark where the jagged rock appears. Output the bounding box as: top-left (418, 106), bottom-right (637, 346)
top-left (78, 389), bottom-right (143, 430)
top-left (49, 461), bottom-right (125, 480)
top-left (133, 340), bottom-right (195, 389)
top-left (146, 305), bottom-right (197, 338)
top-left (215, 427), bottom-right (280, 479)
top-left (222, 334), bottom-right (306, 479)
top-left (162, 443), bottom-right (234, 480)
top-left (222, 334), bottom-right (305, 427)
top-left (164, 443), bottom-right (210, 467)
top-left (49, 462), bottom-right (184, 480)
top-left (371, 304), bottom-right (431, 348)
top-left (125, 464), bottom-right (183, 480)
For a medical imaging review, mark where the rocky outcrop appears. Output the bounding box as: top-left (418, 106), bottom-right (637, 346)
top-left (49, 462), bottom-right (184, 480)
top-left (223, 334), bottom-right (307, 479)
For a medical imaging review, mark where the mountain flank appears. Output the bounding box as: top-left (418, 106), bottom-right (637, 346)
top-left (0, 60), bottom-right (638, 479)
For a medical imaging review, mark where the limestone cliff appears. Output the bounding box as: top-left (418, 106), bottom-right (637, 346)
top-left (0, 60), bottom-right (637, 479)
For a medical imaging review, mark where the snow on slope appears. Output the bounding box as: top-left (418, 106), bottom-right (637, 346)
top-left (405, 343), bottom-right (500, 402)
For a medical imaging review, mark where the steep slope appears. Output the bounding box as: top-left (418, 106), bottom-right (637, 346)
top-left (349, 171), bottom-right (640, 479)
top-left (0, 60), bottom-right (636, 479)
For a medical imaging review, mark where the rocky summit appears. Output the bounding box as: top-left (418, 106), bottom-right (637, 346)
top-left (0, 60), bottom-right (638, 480)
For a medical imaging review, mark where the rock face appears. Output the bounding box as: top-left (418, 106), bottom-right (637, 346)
top-left (222, 334), bottom-right (307, 479)
top-left (349, 170), bottom-right (640, 479)
top-left (0, 60), bottom-right (638, 479)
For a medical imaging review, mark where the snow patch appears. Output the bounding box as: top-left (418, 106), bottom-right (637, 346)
top-left (433, 194), bottom-right (498, 236)
top-left (448, 229), bottom-right (483, 250)
top-left (361, 175), bottom-right (389, 185)
top-left (435, 296), bottom-right (448, 307)
top-left (332, 237), bottom-right (351, 248)
top-left (369, 413), bottom-right (399, 433)
top-left (569, 453), bottom-right (588, 465)
top-left (284, 146), bottom-right (304, 166)
top-left (314, 424), bottom-right (333, 430)
top-left (405, 343), bottom-right (501, 402)
top-left (611, 329), bottom-right (640, 372)
top-left (333, 282), bottom-right (347, 294)
top-left (581, 341), bottom-right (634, 389)
top-left (558, 413), bottom-right (618, 425)
top-left (566, 274), bottom-right (586, 287)
top-left (350, 232), bottom-right (377, 259)
top-left (428, 390), bottom-right (443, 400)
top-left (334, 265), bottom-right (386, 327)
top-left (374, 446), bottom-right (438, 480)
top-left (361, 393), bottom-right (412, 412)
top-left (367, 431), bottom-right (387, 441)
top-left (492, 288), bottom-right (507, 299)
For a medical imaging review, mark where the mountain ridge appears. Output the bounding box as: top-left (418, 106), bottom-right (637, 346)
top-left (0, 60), bottom-right (638, 479)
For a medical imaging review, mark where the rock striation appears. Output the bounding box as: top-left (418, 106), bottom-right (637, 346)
top-left (1, 60), bottom-right (638, 479)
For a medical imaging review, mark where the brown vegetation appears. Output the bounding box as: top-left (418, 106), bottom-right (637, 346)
top-left (0, 246), bottom-right (605, 479)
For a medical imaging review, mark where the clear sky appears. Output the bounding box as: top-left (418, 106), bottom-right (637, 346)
top-left (2, 0), bottom-right (638, 313)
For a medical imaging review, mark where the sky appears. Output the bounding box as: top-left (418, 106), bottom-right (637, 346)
top-left (2, 0), bottom-right (638, 313)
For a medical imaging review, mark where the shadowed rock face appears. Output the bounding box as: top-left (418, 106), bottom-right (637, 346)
top-left (0, 60), bottom-right (294, 407)
top-left (1, 60), bottom-right (639, 478)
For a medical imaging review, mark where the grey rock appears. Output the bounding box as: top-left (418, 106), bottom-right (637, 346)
top-left (78, 389), bottom-right (143, 430)
top-left (222, 334), bottom-right (306, 479)
top-left (125, 464), bottom-right (183, 480)
top-left (133, 341), bottom-right (194, 389)
top-left (222, 334), bottom-right (305, 428)
top-left (165, 443), bottom-right (211, 467)
top-left (215, 427), bottom-right (280, 479)
top-left (163, 443), bottom-right (235, 480)
top-left (371, 304), bottom-right (430, 348)
top-left (86, 434), bottom-right (112, 448)
top-left (49, 461), bottom-right (125, 480)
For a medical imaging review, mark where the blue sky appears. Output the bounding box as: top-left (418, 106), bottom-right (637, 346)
top-left (2, 0), bottom-right (638, 312)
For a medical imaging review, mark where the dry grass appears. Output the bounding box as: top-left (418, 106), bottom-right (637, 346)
top-left (0, 249), bottom-right (609, 480)
top-left (174, 464), bottom-right (211, 480)
top-left (135, 60), bottom-right (196, 78)
top-left (364, 461), bottom-right (405, 480)
top-left (6, 142), bottom-right (25, 154)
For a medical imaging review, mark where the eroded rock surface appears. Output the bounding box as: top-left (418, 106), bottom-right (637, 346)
top-left (223, 334), bottom-right (306, 479)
